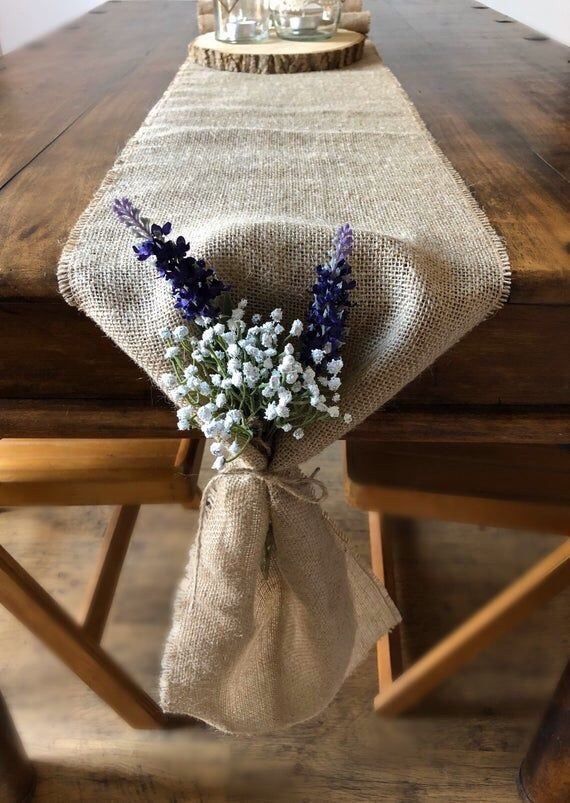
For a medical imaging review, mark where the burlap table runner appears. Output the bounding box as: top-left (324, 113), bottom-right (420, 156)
top-left (58, 42), bottom-right (510, 732)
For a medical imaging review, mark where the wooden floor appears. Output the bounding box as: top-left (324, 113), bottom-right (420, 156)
top-left (0, 443), bottom-right (567, 802)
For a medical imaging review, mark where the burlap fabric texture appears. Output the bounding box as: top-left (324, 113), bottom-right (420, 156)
top-left (58, 42), bottom-right (510, 733)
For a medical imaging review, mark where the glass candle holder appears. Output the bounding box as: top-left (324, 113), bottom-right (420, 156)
top-left (214, 0), bottom-right (270, 44)
top-left (271, 0), bottom-right (342, 41)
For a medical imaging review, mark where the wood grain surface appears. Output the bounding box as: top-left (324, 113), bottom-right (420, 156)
top-left (0, 0), bottom-right (567, 302)
top-left (0, 442), bottom-right (568, 800)
top-left (0, 0), bottom-right (568, 437)
top-left (189, 29), bottom-right (365, 73)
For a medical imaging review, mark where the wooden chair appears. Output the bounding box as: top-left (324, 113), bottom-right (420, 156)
top-left (344, 443), bottom-right (570, 716)
top-left (0, 438), bottom-right (204, 730)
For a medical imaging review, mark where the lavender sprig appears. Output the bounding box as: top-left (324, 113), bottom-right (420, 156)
top-left (300, 223), bottom-right (355, 368)
top-left (112, 197), bottom-right (155, 240)
top-left (113, 198), bottom-right (229, 323)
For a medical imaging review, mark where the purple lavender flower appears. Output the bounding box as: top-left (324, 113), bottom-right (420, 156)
top-left (113, 198), bottom-right (229, 322)
top-left (112, 197), bottom-right (155, 240)
top-left (301, 224), bottom-right (356, 367)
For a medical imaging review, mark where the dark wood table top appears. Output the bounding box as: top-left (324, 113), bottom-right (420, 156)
top-left (0, 0), bottom-right (568, 304)
top-left (0, 0), bottom-right (568, 440)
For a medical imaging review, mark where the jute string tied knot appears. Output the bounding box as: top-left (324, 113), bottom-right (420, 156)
top-left (203, 464), bottom-right (329, 505)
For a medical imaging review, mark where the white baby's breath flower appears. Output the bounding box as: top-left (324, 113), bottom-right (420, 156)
top-left (173, 325), bottom-right (189, 342)
top-left (328, 377), bottom-right (341, 391)
top-left (184, 365), bottom-right (198, 379)
top-left (159, 327), bottom-right (171, 340)
top-left (281, 423), bottom-right (292, 432)
top-left (227, 343), bottom-right (240, 358)
top-left (279, 355), bottom-right (295, 371)
top-left (211, 374), bottom-right (222, 387)
top-left (274, 323), bottom-right (285, 335)
top-left (210, 442), bottom-right (223, 456)
top-left (213, 322), bottom-right (225, 335)
top-left (293, 428), bottom-right (305, 440)
top-left (343, 413), bottom-right (353, 424)
top-left (229, 440), bottom-right (241, 456)
top-left (311, 349), bottom-right (325, 364)
top-left (238, 298), bottom-right (248, 309)
top-left (174, 384), bottom-right (188, 398)
top-left (177, 420), bottom-right (190, 431)
top-left (243, 363), bottom-right (260, 385)
top-left (197, 404), bottom-right (214, 423)
top-left (327, 358), bottom-right (343, 375)
top-left (212, 455), bottom-right (226, 471)
top-left (215, 392), bottom-right (227, 408)
top-left (165, 346), bottom-right (180, 359)
top-left (160, 372), bottom-right (177, 389)
top-left (270, 308), bottom-right (283, 322)
top-left (290, 319), bottom-right (303, 337)
top-left (264, 402), bottom-right (278, 421)
top-left (198, 381), bottom-right (210, 395)
top-left (276, 404), bottom-right (290, 418)
top-left (284, 343), bottom-right (295, 355)
top-left (225, 409), bottom-right (243, 427)
top-left (230, 371), bottom-right (243, 388)
top-left (332, 393), bottom-right (340, 402)
top-left (327, 406), bottom-right (340, 418)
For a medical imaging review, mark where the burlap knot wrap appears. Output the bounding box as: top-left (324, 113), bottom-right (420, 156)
top-left (57, 40), bottom-right (510, 732)
top-left (160, 446), bottom-right (401, 732)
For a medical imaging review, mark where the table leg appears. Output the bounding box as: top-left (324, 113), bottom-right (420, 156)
top-left (518, 660), bottom-right (570, 802)
top-left (0, 690), bottom-right (36, 802)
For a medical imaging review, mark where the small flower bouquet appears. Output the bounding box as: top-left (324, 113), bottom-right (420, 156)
top-left (112, 199), bottom-right (400, 735)
top-left (114, 198), bottom-right (353, 469)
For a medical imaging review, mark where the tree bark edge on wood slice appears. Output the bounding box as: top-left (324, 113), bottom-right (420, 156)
top-left (189, 30), bottom-right (365, 74)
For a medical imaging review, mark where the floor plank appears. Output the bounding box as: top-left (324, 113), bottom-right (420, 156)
top-left (0, 443), bottom-right (567, 801)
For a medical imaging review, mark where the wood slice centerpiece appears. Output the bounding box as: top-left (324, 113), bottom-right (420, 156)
top-left (189, 29), bottom-right (365, 74)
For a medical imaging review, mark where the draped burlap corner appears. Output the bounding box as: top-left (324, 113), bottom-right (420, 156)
top-left (58, 42), bottom-right (510, 733)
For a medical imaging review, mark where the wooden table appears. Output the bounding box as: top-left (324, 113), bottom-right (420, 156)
top-left (0, 0), bottom-right (568, 443)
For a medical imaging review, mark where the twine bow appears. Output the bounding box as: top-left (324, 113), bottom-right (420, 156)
top-left (203, 466), bottom-right (328, 505)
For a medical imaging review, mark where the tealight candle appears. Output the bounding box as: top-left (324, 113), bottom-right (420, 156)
top-left (289, 10), bottom-right (322, 31)
top-left (226, 14), bottom-right (258, 40)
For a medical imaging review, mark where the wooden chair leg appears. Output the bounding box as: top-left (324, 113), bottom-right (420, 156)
top-left (368, 512), bottom-right (403, 693)
top-left (0, 543), bottom-right (164, 729)
top-left (374, 539), bottom-right (570, 716)
top-left (0, 690), bottom-right (36, 803)
top-left (80, 505), bottom-right (140, 643)
top-left (175, 437), bottom-right (205, 509)
top-left (518, 660), bottom-right (570, 803)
